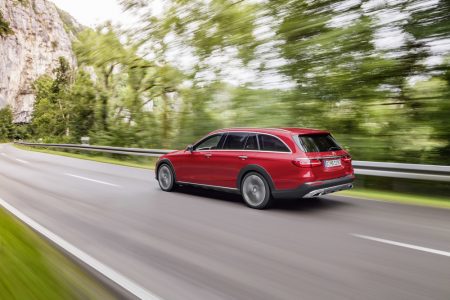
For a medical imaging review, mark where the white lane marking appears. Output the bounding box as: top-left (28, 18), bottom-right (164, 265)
top-left (0, 153), bottom-right (29, 165)
top-left (0, 197), bottom-right (162, 300)
top-left (352, 234), bottom-right (450, 257)
top-left (15, 158), bottom-right (29, 164)
top-left (65, 173), bottom-right (120, 187)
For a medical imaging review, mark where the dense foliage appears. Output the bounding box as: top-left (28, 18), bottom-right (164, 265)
top-left (0, 106), bottom-right (13, 141)
top-left (22, 0), bottom-right (450, 164)
top-left (31, 57), bottom-right (95, 142)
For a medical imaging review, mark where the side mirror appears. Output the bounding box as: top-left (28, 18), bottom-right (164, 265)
top-left (186, 145), bottom-right (194, 152)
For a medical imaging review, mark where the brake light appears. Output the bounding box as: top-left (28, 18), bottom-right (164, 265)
top-left (292, 158), bottom-right (322, 168)
top-left (342, 155), bottom-right (352, 163)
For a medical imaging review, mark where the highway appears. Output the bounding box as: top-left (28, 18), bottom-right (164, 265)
top-left (0, 143), bottom-right (449, 300)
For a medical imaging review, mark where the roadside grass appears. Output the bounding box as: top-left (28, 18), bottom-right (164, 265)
top-left (14, 144), bottom-right (157, 170)
top-left (0, 208), bottom-right (116, 300)
top-left (338, 188), bottom-right (450, 209)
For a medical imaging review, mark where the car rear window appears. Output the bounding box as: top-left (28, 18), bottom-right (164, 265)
top-left (297, 134), bottom-right (341, 152)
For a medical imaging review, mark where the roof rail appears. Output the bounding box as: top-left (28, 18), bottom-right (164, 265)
top-left (264, 128), bottom-right (291, 132)
top-left (219, 127), bottom-right (290, 132)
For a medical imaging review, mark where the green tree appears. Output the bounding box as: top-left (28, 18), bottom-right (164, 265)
top-left (32, 75), bottom-right (63, 139)
top-left (121, 0), bottom-right (260, 79)
top-left (32, 58), bottom-right (72, 140)
top-left (73, 26), bottom-right (127, 131)
top-left (74, 24), bottom-right (188, 148)
top-left (32, 57), bottom-right (96, 142)
top-left (403, 0), bottom-right (450, 162)
top-left (68, 71), bottom-right (96, 140)
top-left (0, 106), bottom-right (13, 141)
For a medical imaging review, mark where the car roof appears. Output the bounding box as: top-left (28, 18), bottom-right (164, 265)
top-left (213, 127), bottom-right (329, 136)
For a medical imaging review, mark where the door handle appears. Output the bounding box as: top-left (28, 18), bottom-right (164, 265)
top-left (238, 155), bottom-right (248, 160)
top-left (204, 153), bottom-right (212, 158)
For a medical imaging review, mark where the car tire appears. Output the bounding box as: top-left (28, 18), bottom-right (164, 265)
top-left (241, 172), bottom-right (272, 209)
top-left (157, 164), bottom-right (175, 192)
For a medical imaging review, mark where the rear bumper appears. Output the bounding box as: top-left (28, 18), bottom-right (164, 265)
top-left (271, 174), bottom-right (355, 199)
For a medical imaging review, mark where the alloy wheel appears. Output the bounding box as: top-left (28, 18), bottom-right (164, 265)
top-left (158, 165), bottom-right (173, 190)
top-left (242, 174), bottom-right (267, 207)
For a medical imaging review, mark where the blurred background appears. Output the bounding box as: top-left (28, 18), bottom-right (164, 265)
top-left (1, 0), bottom-right (449, 163)
top-left (0, 1), bottom-right (449, 299)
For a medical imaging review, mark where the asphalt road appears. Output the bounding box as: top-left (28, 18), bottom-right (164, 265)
top-left (0, 143), bottom-right (449, 300)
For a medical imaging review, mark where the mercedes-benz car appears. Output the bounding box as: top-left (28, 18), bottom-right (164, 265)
top-left (156, 128), bottom-right (354, 209)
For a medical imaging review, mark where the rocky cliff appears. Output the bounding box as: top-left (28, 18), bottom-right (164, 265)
top-left (0, 0), bottom-right (78, 122)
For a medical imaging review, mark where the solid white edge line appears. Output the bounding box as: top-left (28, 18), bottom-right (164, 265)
top-left (64, 173), bottom-right (120, 187)
top-left (352, 234), bottom-right (450, 257)
top-left (15, 158), bottom-right (29, 164)
top-left (0, 197), bottom-right (162, 300)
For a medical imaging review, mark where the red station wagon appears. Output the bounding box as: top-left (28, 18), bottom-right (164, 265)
top-left (156, 128), bottom-right (354, 209)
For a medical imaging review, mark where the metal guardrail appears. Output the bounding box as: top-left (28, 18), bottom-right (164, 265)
top-left (15, 142), bottom-right (171, 157)
top-left (15, 142), bottom-right (450, 182)
top-left (352, 161), bottom-right (450, 182)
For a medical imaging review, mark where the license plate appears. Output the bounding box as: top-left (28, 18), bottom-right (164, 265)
top-left (324, 159), bottom-right (341, 168)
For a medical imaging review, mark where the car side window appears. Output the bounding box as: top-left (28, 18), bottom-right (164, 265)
top-left (244, 134), bottom-right (258, 150)
top-left (194, 134), bottom-right (223, 151)
top-left (223, 132), bottom-right (248, 150)
top-left (258, 134), bottom-right (290, 152)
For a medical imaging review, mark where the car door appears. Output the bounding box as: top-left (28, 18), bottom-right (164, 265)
top-left (255, 133), bottom-right (295, 189)
top-left (177, 133), bottom-right (225, 184)
top-left (208, 132), bottom-right (252, 188)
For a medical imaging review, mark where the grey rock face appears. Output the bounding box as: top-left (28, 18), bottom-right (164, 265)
top-left (0, 0), bottom-right (76, 122)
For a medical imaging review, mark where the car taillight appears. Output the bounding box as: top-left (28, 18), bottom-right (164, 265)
top-left (342, 155), bottom-right (352, 163)
top-left (292, 158), bottom-right (322, 168)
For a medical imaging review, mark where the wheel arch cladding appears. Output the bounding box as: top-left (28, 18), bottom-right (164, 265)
top-left (156, 158), bottom-right (176, 181)
top-left (237, 165), bottom-right (275, 192)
